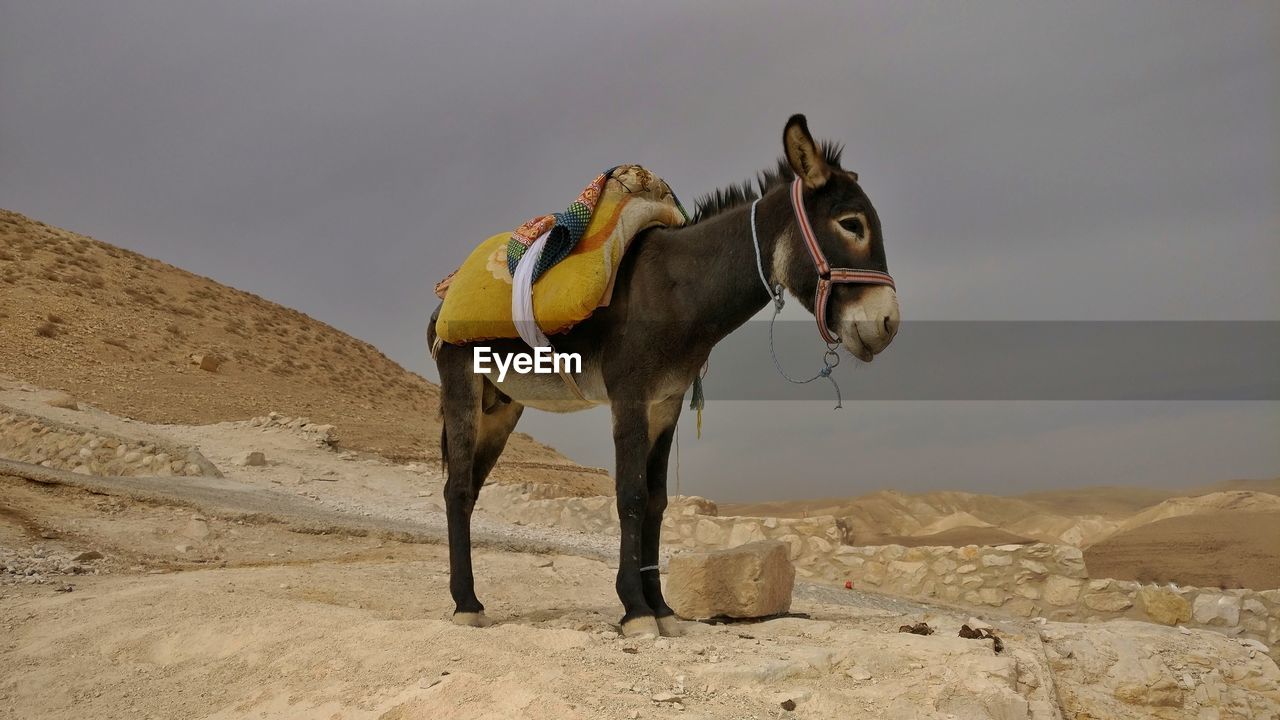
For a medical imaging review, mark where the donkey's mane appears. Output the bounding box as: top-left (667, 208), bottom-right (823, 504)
top-left (691, 141), bottom-right (844, 224)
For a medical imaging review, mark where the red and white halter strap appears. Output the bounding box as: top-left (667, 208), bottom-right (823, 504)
top-left (787, 178), bottom-right (895, 345)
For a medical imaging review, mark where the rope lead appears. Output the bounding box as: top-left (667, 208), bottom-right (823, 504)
top-left (750, 198), bottom-right (844, 410)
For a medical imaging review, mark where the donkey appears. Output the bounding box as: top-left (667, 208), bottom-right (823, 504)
top-left (429, 115), bottom-right (900, 637)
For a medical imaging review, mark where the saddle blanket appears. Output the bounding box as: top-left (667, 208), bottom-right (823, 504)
top-left (434, 165), bottom-right (688, 344)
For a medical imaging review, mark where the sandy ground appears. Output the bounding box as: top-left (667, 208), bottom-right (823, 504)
top-left (4, 385), bottom-right (1280, 718)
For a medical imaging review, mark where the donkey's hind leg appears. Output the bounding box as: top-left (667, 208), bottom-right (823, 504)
top-left (437, 344), bottom-right (492, 626)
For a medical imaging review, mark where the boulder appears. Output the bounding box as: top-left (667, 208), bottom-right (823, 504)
top-left (667, 540), bottom-right (794, 620)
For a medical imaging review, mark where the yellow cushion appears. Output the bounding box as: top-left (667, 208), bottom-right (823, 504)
top-left (436, 169), bottom-right (685, 344)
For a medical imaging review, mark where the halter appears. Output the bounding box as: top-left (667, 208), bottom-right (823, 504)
top-left (787, 177), bottom-right (896, 344)
top-left (748, 178), bottom-right (897, 409)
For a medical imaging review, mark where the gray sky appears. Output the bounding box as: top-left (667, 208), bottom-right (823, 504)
top-left (2, 2), bottom-right (1277, 501)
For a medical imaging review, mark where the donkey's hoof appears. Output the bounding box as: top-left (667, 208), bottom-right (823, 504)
top-left (621, 616), bottom-right (661, 639)
top-left (656, 615), bottom-right (688, 637)
top-left (452, 611), bottom-right (492, 628)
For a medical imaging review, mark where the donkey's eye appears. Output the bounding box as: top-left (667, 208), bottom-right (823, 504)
top-left (838, 217), bottom-right (865, 237)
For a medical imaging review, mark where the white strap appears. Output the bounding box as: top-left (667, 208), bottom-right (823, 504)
top-left (511, 230), bottom-right (552, 350)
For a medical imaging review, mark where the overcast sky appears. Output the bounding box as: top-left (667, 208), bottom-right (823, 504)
top-left (2, 2), bottom-right (1276, 501)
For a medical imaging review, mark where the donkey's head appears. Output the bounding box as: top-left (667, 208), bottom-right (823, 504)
top-left (777, 115), bottom-right (900, 362)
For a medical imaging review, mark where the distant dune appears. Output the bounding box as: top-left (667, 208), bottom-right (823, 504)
top-left (872, 526), bottom-right (1038, 548)
top-left (1085, 510), bottom-right (1280, 590)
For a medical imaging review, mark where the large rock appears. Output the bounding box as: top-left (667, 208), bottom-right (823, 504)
top-left (667, 540), bottom-right (794, 620)
top-left (1041, 619), bottom-right (1280, 720)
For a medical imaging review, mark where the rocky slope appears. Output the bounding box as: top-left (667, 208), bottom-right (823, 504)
top-left (0, 209), bottom-right (609, 495)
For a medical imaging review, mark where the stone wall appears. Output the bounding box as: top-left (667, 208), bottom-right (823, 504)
top-left (475, 483), bottom-right (1280, 649)
top-left (0, 409), bottom-right (217, 477)
top-left (812, 542), bottom-right (1280, 648)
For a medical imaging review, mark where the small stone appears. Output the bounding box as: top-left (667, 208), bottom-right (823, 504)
top-left (237, 451), bottom-right (267, 467)
top-left (780, 699), bottom-right (797, 711)
top-left (73, 551), bottom-right (103, 562)
top-left (1084, 592), bottom-right (1133, 613)
top-left (46, 393), bottom-right (80, 410)
top-left (1138, 587), bottom-right (1191, 626)
top-left (845, 667), bottom-right (872, 681)
top-left (1192, 594), bottom-right (1242, 626)
top-left (192, 354), bottom-right (222, 372)
top-left (651, 692), bottom-right (681, 704)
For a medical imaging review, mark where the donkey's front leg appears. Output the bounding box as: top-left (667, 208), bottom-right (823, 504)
top-left (612, 400), bottom-right (658, 637)
top-left (643, 396), bottom-right (683, 636)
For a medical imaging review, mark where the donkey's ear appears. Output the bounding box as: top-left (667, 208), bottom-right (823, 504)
top-left (783, 114), bottom-right (830, 189)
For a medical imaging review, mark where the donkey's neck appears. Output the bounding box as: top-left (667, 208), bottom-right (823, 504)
top-left (647, 186), bottom-right (794, 345)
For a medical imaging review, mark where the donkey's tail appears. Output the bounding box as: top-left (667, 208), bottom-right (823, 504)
top-left (439, 422), bottom-right (448, 475)
top-left (427, 302), bottom-right (447, 475)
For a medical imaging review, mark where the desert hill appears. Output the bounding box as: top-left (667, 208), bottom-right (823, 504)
top-left (0, 209), bottom-right (610, 495)
top-left (1085, 510), bottom-right (1280, 590)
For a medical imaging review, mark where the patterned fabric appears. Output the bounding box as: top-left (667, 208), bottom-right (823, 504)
top-left (433, 165), bottom-right (689, 344)
top-left (506, 170), bottom-right (611, 281)
top-left (504, 166), bottom-right (688, 281)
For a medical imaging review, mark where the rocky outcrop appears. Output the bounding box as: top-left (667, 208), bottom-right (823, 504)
top-left (0, 409), bottom-right (217, 477)
top-left (246, 411), bottom-right (337, 447)
top-left (1042, 620), bottom-right (1280, 719)
top-left (667, 540), bottom-right (794, 620)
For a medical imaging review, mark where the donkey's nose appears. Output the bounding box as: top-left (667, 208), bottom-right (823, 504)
top-left (883, 310), bottom-right (900, 340)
